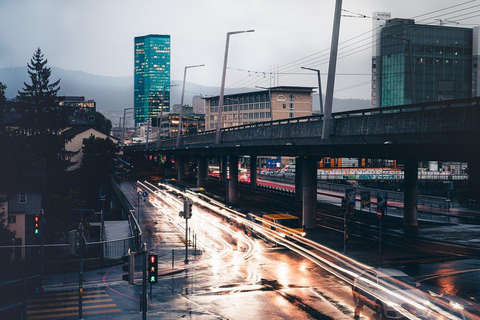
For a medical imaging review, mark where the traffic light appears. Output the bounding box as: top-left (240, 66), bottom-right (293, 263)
top-left (183, 199), bottom-right (192, 219)
top-left (122, 250), bottom-right (135, 284)
top-left (34, 215), bottom-right (40, 235)
top-left (148, 253), bottom-right (158, 284)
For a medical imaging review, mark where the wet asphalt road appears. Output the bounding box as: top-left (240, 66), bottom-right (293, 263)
top-left (39, 179), bottom-right (480, 319)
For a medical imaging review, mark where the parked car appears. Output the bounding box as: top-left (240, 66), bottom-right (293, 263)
top-left (352, 268), bottom-right (432, 319)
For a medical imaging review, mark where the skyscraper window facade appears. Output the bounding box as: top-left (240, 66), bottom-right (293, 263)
top-left (134, 34), bottom-right (171, 125)
top-left (373, 17), bottom-right (479, 107)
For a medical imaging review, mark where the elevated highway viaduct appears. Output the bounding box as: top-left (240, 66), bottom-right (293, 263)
top-left (122, 97), bottom-right (480, 230)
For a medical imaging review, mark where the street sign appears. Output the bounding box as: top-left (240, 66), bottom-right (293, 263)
top-left (142, 191), bottom-right (148, 198)
top-left (377, 192), bottom-right (387, 219)
top-left (360, 191), bottom-right (371, 209)
top-left (345, 189), bottom-right (356, 215)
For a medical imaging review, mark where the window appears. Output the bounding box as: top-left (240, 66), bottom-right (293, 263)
top-left (289, 112), bottom-right (294, 118)
top-left (19, 192), bottom-right (27, 204)
top-left (8, 215), bottom-right (16, 224)
top-left (283, 104), bottom-right (286, 109)
top-left (290, 94), bottom-right (294, 101)
top-left (289, 103), bottom-right (294, 110)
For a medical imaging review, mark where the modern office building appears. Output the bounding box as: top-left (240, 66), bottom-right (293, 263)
top-left (134, 34), bottom-right (171, 125)
top-left (204, 86), bottom-right (313, 130)
top-left (372, 15), bottom-right (480, 107)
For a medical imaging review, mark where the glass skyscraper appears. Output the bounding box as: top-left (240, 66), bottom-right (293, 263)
top-left (373, 17), bottom-right (478, 107)
top-left (134, 34), bottom-right (171, 125)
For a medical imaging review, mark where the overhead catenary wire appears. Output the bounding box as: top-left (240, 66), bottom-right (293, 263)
top-left (225, 0), bottom-right (478, 94)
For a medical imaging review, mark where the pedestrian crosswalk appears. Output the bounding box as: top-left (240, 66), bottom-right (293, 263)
top-left (27, 288), bottom-right (121, 319)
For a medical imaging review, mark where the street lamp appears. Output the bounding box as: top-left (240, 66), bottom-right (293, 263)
top-left (215, 29), bottom-right (255, 144)
top-left (176, 65), bottom-right (205, 148)
top-left (301, 67), bottom-right (324, 114)
top-left (157, 84), bottom-right (178, 148)
top-left (385, 34), bottom-right (416, 105)
top-left (322, 0), bottom-right (342, 140)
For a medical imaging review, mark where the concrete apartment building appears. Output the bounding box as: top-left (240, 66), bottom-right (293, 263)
top-left (204, 86), bottom-right (314, 130)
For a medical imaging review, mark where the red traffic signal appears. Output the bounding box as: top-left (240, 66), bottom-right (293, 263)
top-left (148, 253), bottom-right (158, 284)
top-left (34, 215), bottom-right (40, 235)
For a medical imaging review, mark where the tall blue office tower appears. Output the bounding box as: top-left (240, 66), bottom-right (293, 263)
top-left (134, 34), bottom-right (171, 125)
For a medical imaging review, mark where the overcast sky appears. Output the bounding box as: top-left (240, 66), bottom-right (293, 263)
top-left (1, 0), bottom-right (478, 99)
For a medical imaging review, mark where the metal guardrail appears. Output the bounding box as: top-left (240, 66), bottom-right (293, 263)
top-left (125, 96), bottom-right (480, 149)
top-left (0, 179), bottom-right (142, 265)
top-left (258, 174), bottom-right (451, 209)
top-left (111, 177), bottom-right (142, 251)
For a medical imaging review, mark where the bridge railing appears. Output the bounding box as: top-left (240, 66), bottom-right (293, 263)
top-left (125, 96), bottom-right (480, 150)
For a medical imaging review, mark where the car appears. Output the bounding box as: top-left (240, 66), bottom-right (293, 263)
top-left (352, 268), bottom-right (432, 319)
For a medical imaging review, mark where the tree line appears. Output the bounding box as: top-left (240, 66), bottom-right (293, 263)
top-left (0, 48), bottom-right (117, 245)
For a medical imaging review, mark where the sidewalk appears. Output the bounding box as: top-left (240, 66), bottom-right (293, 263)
top-left (116, 178), bottom-right (203, 276)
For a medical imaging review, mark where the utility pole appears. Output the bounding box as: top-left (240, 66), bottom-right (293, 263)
top-left (78, 213), bottom-right (84, 320)
top-left (142, 243), bottom-right (147, 320)
top-left (215, 30), bottom-right (254, 144)
top-left (157, 84), bottom-right (178, 149)
top-left (177, 65), bottom-right (204, 148)
top-left (323, 0), bottom-right (342, 139)
top-left (40, 209), bottom-right (45, 294)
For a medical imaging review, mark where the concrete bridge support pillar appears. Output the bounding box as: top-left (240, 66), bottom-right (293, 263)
top-left (228, 155), bottom-right (239, 203)
top-left (404, 159), bottom-right (418, 228)
top-left (295, 157), bottom-right (304, 203)
top-left (221, 156), bottom-right (228, 183)
top-left (302, 157), bottom-right (317, 229)
top-left (250, 155), bottom-right (257, 190)
top-left (196, 156), bottom-right (208, 188)
top-left (177, 156), bottom-right (185, 181)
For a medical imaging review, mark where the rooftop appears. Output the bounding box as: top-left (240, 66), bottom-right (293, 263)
top-left (203, 86), bottom-right (315, 100)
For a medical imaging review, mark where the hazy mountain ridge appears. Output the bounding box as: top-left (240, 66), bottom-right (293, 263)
top-left (0, 66), bottom-right (371, 114)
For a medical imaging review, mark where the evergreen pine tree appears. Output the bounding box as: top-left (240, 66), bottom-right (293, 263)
top-left (16, 49), bottom-right (76, 218)
top-left (17, 48), bottom-right (69, 134)
top-left (18, 48), bottom-right (60, 107)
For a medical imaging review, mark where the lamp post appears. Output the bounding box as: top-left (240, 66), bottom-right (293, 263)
top-left (386, 34), bottom-right (416, 105)
top-left (176, 64), bottom-right (205, 148)
top-left (157, 84), bottom-right (178, 148)
top-left (121, 106), bottom-right (144, 150)
top-left (215, 30), bottom-right (255, 144)
top-left (301, 67), bottom-right (324, 114)
top-left (322, 0), bottom-right (342, 139)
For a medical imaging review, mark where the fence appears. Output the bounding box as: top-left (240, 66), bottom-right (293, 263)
top-left (257, 174), bottom-right (451, 209)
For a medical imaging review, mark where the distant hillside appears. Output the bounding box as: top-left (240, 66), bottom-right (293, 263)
top-left (0, 66), bottom-right (371, 115)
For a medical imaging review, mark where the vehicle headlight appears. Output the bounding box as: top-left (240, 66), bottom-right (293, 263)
top-left (301, 232), bottom-right (306, 237)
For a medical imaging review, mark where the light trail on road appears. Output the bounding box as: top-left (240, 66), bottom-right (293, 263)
top-left (139, 180), bottom-right (476, 320)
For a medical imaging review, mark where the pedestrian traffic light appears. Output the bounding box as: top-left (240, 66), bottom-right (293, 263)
top-left (34, 215), bottom-right (40, 235)
top-left (122, 250), bottom-right (135, 284)
top-left (148, 253), bottom-right (158, 284)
